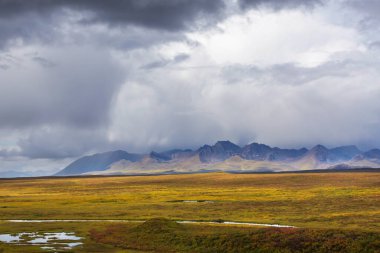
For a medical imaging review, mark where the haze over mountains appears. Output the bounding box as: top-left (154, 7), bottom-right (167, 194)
top-left (55, 141), bottom-right (380, 176)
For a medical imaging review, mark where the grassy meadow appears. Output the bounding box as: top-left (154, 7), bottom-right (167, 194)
top-left (0, 172), bottom-right (379, 252)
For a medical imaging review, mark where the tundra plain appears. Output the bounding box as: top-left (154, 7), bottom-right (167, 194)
top-left (0, 172), bottom-right (379, 252)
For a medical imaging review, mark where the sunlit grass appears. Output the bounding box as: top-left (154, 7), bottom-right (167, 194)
top-left (0, 172), bottom-right (379, 231)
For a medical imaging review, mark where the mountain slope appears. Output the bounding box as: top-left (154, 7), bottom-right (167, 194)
top-left (55, 150), bottom-right (143, 176)
top-left (363, 149), bottom-right (380, 161)
top-left (328, 145), bottom-right (361, 162)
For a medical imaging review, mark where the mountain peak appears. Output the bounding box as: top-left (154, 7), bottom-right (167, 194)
top-left (311, 144), bottom-right (328, 151)
top-left (149, 151), bottom-right (171, 161)
top-left (246, 142), bottom-right (272, 149)
top-left (241, 142), bottom-right (272, 160)
top-left (197, 140), bottom-right (241, 163)
top-left (307, 145), bottom-right (329, 162)
top-left (214, 140), bottom-right (241, 150)
top-left (307, 145), bottom-right (361, 163)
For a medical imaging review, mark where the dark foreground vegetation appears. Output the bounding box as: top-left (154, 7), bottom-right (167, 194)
top-left (90, 218), bottom-right (380, 253)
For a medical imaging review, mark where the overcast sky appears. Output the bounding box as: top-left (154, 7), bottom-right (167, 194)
top-left (1, 0), bottom-right (380, 175)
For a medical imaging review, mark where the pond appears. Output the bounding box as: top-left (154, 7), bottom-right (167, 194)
top-left (0, 232), bottom-right (82, 251)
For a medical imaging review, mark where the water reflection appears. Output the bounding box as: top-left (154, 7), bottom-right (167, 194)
top-left (0, 232), bottom-right (82, 251)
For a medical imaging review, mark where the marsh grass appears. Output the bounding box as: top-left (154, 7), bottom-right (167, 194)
top-left (0, 172), bottom-right (379, 252)
top-left (0, 172), bottom-right (378, 231)
top-left (90, 218), bottom-right (380, 253)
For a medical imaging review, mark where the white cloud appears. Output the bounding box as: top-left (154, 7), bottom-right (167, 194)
top-left (188, 8), bottom-right (361, 67)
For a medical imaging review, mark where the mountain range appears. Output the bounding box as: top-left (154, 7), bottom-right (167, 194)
top-left (55, 141), bottom-right (380, 176)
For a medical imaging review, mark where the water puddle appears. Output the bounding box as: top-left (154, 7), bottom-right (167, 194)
top-left (0, 233), bottom-right (21, 243)
top-left (8, 219), bottom-right (144, 223)
top-left (178, 220), bottom-right (296, 228)
top-left (183, 200), bottom-right (214, 203)
top-left (168, 200), bottom-right (215, 203)
top-left (0, 232), bottom-right (82, 251)
top-left (5, 219), bottom-right (295, 228)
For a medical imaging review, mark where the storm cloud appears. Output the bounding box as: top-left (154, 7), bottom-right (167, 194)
top-left (0, 46), bottom-right (124, 128)
top-left (238, 0), bottom-right (322, 10)
top-left (0, 0), bottom-right (227, 49)
top-left (0, 0), bottom-right (327, 49)
top-left (0, 0), bottom-right (226, 30)
top-left (1, 0), bottom-right (380, 175)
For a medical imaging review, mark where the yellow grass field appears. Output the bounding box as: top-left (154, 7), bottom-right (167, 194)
top-left (0, 172), bottom-right (379, 231)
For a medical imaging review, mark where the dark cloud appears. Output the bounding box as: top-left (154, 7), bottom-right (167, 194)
top-left (32, 56), bottom-right (56, 68)
top-left (0, 0), bottom-right (226, 30)
top-left (72, 0), bottom-right (226, 31)
top-left (369, 41), bottom-right (380, 50)
top-left (239, 0), bottom-right (322, 10)
top-left (141, 53), bottom-right (190, 69)
top-left (221, 60), bottom-right (358, 86)
top-left (0, 0), bottom-right (58, 18)
top-left (0, 0), bottom-right (227, 50)
top-left (0, 46), bottom-right (124, 129)
top-left (0, 64), bottom-right (9, 70)
top-left (0, 45), bottom-right (126, 160)
top-left (0, 53), bottom-right (15, 69)
top-left (141, 58), bottom-right (171, 70)
top-left (0, 148), bottom-right (19, 157)
top-left (17, 126), bottom-right (109, 159)
top-left (0, 7), bottom-right (59, 49)
top-left (173, 53), bottom-right (190, 62)
top-left (346, 0), bottom-right (380, 32)
top-left (0, 0), bottom-right (326, 51)
top-left (0, 0), bottom-right (322, 28)
top-left (347, 0), bottom-right (380, 17)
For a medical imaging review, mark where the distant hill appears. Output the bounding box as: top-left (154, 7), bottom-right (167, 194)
top-left (55, 150), bottom-right (143, 176)
top-left (329, 145), bottom-right (361, 161)
top-left (54, 141), bottom-right (380, 176)
top-left (362, 148), bottom-right (380, 161)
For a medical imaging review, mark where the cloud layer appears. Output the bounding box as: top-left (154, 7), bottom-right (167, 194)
top-left (1, 0), bottom-right (380, 174)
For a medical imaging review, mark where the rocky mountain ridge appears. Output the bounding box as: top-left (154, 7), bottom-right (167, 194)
top-left (55, 141), bottom-right (380, 176)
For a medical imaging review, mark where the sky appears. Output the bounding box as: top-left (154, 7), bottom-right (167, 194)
top-left (1, 0), bottom-right (380, 175)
